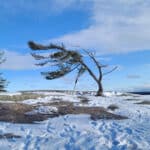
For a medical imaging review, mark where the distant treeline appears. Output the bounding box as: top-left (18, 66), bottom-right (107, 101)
top-left (130, 92), bottom-right (150, 95)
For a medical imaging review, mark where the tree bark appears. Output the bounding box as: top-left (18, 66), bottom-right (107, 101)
top-left (96, 82), bottom-right (103, 96)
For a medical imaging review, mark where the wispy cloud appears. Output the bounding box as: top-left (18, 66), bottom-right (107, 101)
top-left (144, 63), bottom-right (150, 68)
top-left (0, 50), bottom-right (37, 70)
top-left (127, 75), bottom-right (141, 79)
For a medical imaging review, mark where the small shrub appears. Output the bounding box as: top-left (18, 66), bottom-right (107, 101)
top-left (78, 96), bottom-right (89, 104)
top-left (107, 104), bottom-right (119, 111)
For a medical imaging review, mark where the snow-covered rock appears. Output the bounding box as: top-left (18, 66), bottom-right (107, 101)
top-left (25, 106), bottom-right (58, 115)
top-left (103, 91), bottom-right (123, 97)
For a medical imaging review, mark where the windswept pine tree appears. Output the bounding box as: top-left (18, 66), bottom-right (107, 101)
top-left (28, 41), bottom-right (117, 96)
top-left (0, 51), bottom-right (7, 92)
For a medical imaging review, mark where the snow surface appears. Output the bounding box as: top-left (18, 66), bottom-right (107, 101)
top-left (0, 92), bottom-right (21, 96)
top-left (23, 93), bottom-right (80, 105)
top-left (0, 91), bottom-right (150, 150)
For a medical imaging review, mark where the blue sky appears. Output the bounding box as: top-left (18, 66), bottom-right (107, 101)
top-left (0, 0), bottom-right (150, 92)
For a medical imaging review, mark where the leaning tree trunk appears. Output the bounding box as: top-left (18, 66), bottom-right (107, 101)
top-left (96, 82), bottom-right (103, 96)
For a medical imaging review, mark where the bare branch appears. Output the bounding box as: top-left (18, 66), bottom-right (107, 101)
top-left (83, 49), bottom-right (104, 69)
top-left (80, 61), bottom-right (98, 83)
top-left (74, 66), bottom-right (86, 90)
top-left (83, 49), bottom-right (103, 81)
top-left (101, 65), bottom-right (108, 68)
top-left (103, 66), bottom-right (118, 76)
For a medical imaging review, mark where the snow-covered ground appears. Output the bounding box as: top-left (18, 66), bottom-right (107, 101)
top-left (0, 91), bottom-right (150, 150)
top-left (0, 92), bottom-right (21, 96)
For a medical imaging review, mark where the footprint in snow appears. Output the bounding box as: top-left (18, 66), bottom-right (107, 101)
top-left (23, 132), bottom-right (32, 150)
top-left (125, 127), bottom-right (132, 135)
top-left (90, 121), bottom-right (98, 128)
top-left (98, 120), bottom-right (107, 132)
top-left (63, 115), bottom-right (69, 121)
top-left (33, 136), bottom-right (41, 150)
top-left (111, 129), bottom-right (117, 139)
top-left (46, 121), bottom-right (55, 134)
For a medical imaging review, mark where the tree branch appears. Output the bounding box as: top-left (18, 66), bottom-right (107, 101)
top-left (103, 66), bottom-right (118, 76)
top-left (80, 60), bottom-right (98, 82)
top-left (83, 50), bottom-right (104, 82)
top-left (83, 50), bottom-right (101, 69)
top-left (28, 41), bottom-right (67, 51)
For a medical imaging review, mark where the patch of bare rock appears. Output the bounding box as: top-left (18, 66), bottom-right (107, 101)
top-left (0, 101), bottom-right (128, 124)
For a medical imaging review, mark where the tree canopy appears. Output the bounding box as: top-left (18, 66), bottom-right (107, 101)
top-left (29, 41), bottom-right (117, 96)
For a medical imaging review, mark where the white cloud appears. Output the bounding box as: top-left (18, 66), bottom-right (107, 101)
top-left (144, 63), bottom-right (150, 68)
top-left (4, 0), bottom-right (150, 54)
top-left (0, 50), bottom-right (37, 70)
top-left (51, 0), bottom-right (150, 54)
top-left (131, 83), bottom-right (150, 92)
top-left (127, 75), bottom-right (141, 79)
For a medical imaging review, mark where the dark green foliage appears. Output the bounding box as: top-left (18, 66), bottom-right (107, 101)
top-left (29, 42), bottom-right (83, 83)
top-left (28, 41), bottom-right (67, 51)
top-left (0, 51), bottom-right (5, 64)
top-left (28, 41), bottom-right (50, 50)
top-left (50, 51), bottom-right (66, 59)
top-left (31, 53), bottom-right (46, 60)
top-left (41, 65), bottom-right (71, 80)
top-left (0, 51), bottom-right (7, 92)
top-left (0, 75), bottom-right (7, 92)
